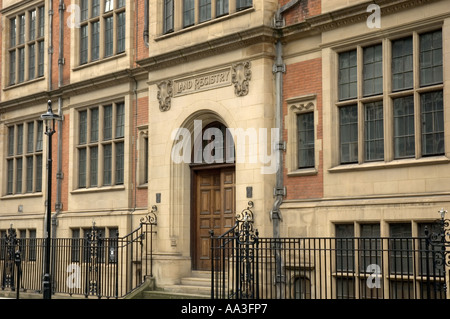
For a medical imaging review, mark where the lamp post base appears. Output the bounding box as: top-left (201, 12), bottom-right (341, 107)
top-left (43, 274), bottom-right (52, 299)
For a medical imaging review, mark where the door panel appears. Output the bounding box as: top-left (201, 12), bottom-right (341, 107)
top-left (194, 167), bottom-right (235, 270)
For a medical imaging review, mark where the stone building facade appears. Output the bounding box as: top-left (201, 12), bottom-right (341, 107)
top-left (0, 0), bottom-right (449, 290)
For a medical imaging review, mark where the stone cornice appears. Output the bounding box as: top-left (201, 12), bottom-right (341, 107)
top-left (136, 25), bottom-right (276, 71)
top-left (0, 68), bottom-right (147, 112)
top-left (281, 0), bottom-right (444, 40)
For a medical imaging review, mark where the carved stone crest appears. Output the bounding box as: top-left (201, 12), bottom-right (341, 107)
top-left (231, 61), bottom-right (251, 97)
top-left (157, 80), bottom-right (173, 112)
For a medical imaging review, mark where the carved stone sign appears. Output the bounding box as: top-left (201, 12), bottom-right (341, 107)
top-left (173, 68), bottom-right (232, 97)
top-left (157, 61), bottom-right (251, 112)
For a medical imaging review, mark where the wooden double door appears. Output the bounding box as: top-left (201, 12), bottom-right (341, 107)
top-left (193, 166), bottom-right (235, 270)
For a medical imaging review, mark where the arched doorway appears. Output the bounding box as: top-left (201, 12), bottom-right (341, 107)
top-left (191, 121), bottom-right (235, 270)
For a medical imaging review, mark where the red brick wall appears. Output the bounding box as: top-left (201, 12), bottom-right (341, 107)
top-left (50, 112), bottom-right (69, 212)
top-left (134, 0), bottom-right (149, 65)
top-left (279, 0), bottom-right (321, 25)
top-left (283, 57), bottom-right (323, 200)
top-left (51, 0), bottom-right (71, 89)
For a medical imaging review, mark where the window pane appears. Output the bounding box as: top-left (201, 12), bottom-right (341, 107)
top-left (91, 21), bottom-right (100, 61)
top-left (144, 137), bottom-right (149, 183)
top-left (336, 224), bottom-right (354, 272)
top-left (36, 121), bottom-right (43, 151)
top-left (10, 18), bottom-right (16, 47)
top-left (163, 0), bottom-right (174, 33)
top-left (27, 122), bottom-right (34, 153)
top-left (19, 15), bottom-right (25, 44)
top-left (81, 0), bottom-right (88, 21)
top-left (363, 44), bottom-right (383, 97)
top-left (80, 25), bottom-right (88, 64)
top-left (393, 96), bottom-right (415, 159)
top-left (103, 105), bottom-right (113, 140)
top-left (199, 0), bottom-right (211, 23)
top-left (420, 30), bottom-right (443, 86)
top-left (18, 48), bottom-right (25, 83)
top-left (7, 160), bottom-right (14, 194)
top-left (103, 144), bottom-right (112, 185)
top-left (26, 156), bottom-right (33, 193)
top-left (116, 12), bottom-right (125, 53)
top-left (392, 37), bottom-right (413, 91)
top-left (104, 16), bottom-right (113, 57)
top-left (340, 105), bottom-right (358, 164)
top-left (35, 154), bottom-right (42, 192)
top-left (105, 0), bottom-right (113, 12)
top-left (79, 110), bottom-right (88, 144)
top-left (115, 102), bottom-right (125, 138)
top-left (17, 124), bottom-right (23, 155)
top-left (16, 158), bottom-right (23, 194)
top-left (38, 41), bottom-right (45, 77)
top-left (9, 51), bottom-right (16, 85)
top-left (339, 50), bottom-right (357, 101)
top-left (90, 108), bottom-right (99, 142)
top-left (78, 148), bottom-right (87, 188)
top-left (90, 146), bottom-right (98, 187)
top-left (421, 90), bottom-right (444, 156)
top-left (183, 0), bottom-right (195, 27)
top-left (364, 101), bottom-right (384, 161)
top-left (29, 44), bottom-right (36, 80)
top-left (115, 142), bottom-right (124, 184)
top-left (389, 223), bottom-right (413, 276)
top-left (92, 0), bottom-right (100, 17)
top-left (216, 0), bottom-right (229, 17)
top-left (236, 0), bottom-right (252, 10)
top-left (38, 7), bottom-right (45, 37)
top-left (360, 224), bottom-right (381, 276)
top-left (8, 126), bottom-right (15, 156)
top-left (30, 10), bottom-right (36, 40)
top-left (297, 112), bottom-right (315, 168)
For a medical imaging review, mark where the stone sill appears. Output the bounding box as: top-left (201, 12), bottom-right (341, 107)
top-left (328, 156), bottom-right (450, 173)
top-left (287, 167), bottom-right (318, 177)
top-left (70, 185), bottom-right (125, 195)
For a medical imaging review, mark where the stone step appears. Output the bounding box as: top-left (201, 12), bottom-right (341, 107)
top-left (161, 284), bottom-right (211, 296)
top-left (190, 270), bottom-right (213, 279)
top-left (181, 276), bottom-right (211, 287)
top-left (142, 290), bottom-right (209, 299)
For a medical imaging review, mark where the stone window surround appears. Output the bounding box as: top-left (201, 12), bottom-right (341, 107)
top-left (3, 119), bottom-right (44, 197)
top-left (286, 94), bottom-right (320, 177)
top-left (330, 25), bottom-right (448, 172)
top-left (73, 100), bottom-right (126, 191)
top-left (74, 0), bottom-right (126, 67)
top-left (5, 2), bottom-right (45, 88)
top-left (159, 0), bottom-right (253, 36)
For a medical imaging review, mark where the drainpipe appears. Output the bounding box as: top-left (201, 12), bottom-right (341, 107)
top-left (271, 0), bottom-right (301, 299)
top-left (52, 0), bottom-right (65, 238)
top-left (48, 2), bottom-right (53, 90)
top-left (143, 0), bottom-right (149, 48)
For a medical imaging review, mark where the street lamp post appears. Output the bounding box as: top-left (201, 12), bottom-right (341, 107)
top-left (41, 100), bottom-right (60, 299)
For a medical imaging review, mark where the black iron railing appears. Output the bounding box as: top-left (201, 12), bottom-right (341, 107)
top-left (211, 203), bottom-right (449, 300)
top-left (211, 235), bottom-right (448, 299)
top-left (0, 207), bottom-right (157, 299)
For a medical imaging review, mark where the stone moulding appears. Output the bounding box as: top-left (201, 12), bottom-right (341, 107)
top-left (231, 61), bottom-right (252, 97)
top-left (157, 80), bottom-right (173, 112)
